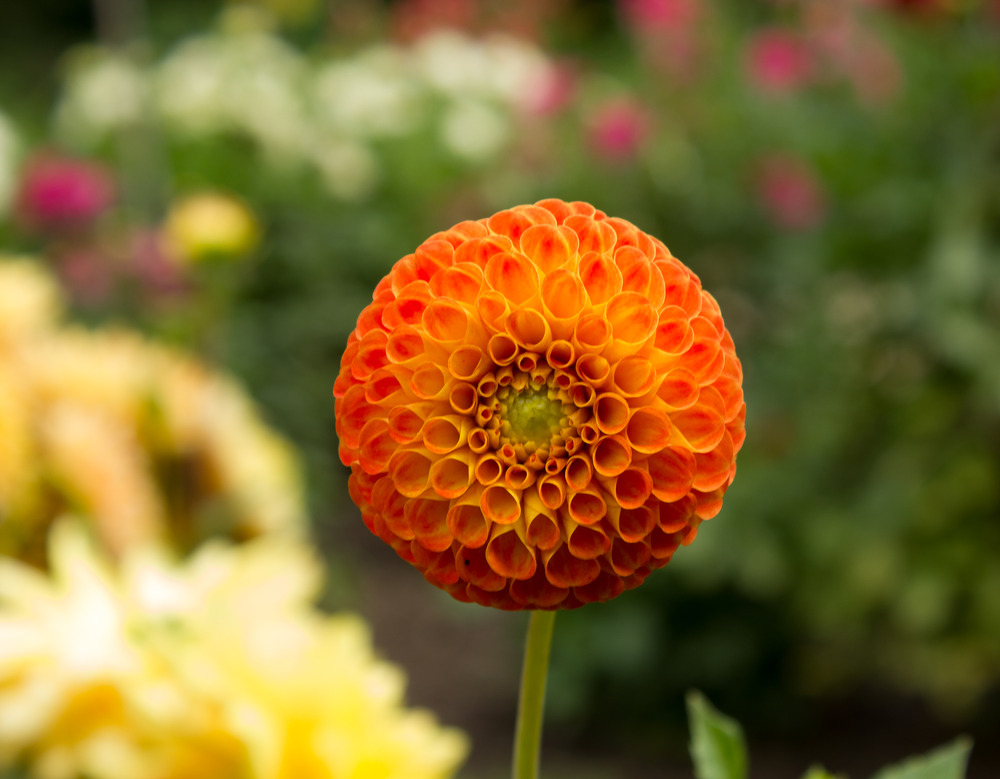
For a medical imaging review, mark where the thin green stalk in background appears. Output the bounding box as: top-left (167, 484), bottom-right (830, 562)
top-left (512, 609), bottom-right (556, 779)
top-left (92, 0), bottom-right (167, 220)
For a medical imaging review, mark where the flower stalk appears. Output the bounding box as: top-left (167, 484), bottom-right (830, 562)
top-left (512, 609), bottom-right (557, 779)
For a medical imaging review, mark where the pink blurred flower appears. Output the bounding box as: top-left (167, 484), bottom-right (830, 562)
top-left (803, 2), bottom-right (902, 105)
top-left (745, 29), bottom-right (814, 95)
top-left (880, 0), bottom-right (949, 15)
top-left (756, 155), bottom-right (826, 230)
top-left (587, 98), bottom-right (650, 162)
top-left (16, 152), bottom-right (115, 233)
top-left (392, 0), bottom-right (475, 41)
top-left (522, 61), bottom-right (577, 116)
top-left (391, 0), bottom-right (562, 41)
top-left (55, 247), bottom-right (115, 305)
top-left (619, 0), bottom-right (699, 31)
top-left (129, 228), bottom-right (191, 298)
top-left (620, 0), bottom-right (703, 80)
top-left (843, 34), bottom-right (902, 104)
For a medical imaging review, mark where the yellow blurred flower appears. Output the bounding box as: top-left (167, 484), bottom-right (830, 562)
top-left (0, 257), bottom-right (62, 351)
top-left (0, 521), bottom-right (154, 779)
top-left (0, 259), bottom-right (61, 547)
top-left (164, 192), bottom-right (260, 264)
top-left (0, 260), bottom-right (305, 563)
top-left (0, 371), bottom-right (39, 555)
top-left (0, 521), bottom-right (468, 779)
top-left (42, 399), bottom-right (166, 557)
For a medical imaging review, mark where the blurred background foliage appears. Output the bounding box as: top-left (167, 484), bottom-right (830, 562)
top-left (1, 0), bottom-right (999, 777)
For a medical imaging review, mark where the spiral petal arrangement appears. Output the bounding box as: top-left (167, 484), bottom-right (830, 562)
top-left (334, 199), bottom-right (746, 610)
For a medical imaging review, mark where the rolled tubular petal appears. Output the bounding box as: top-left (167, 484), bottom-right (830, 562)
top-left (335, 200), bottom-right (745, 609)
top-left (481, 484), bottom-right (521, 525)
top-left (407, 498), bottom-right (453, 552)
top-left (594, 393), bottom-right (630, 435)
top-left (565, 517), bottom-right (611, 560)
top-left (486, 525), bottom-right (537, 581)
top-left (447, 502), bottom-right (490, 548)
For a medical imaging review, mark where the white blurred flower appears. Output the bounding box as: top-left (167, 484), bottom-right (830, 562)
top-left (48, 18), bottom-right (558, 200)
top-left (226, 64), bottom-right (308, 160)
top-left (154, 38), bottom-right (230, 135)
top-left (440, 99), bottom-right (509, 162)
top-left (413, 30), bottom-right (552, 108)
top-left (155, 28), bottom-right (309, 159)
top-left (313, 47), bottom-right (421, 138)
top-left (413, 30), bottom-right (495, 98)
top-left (480, 35), bottom-right (556, 109)
top-left (310, 137), bottom-right (379, 201)
top-left (55, 50), bottom-right (148, 146)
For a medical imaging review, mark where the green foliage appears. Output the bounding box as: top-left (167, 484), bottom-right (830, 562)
top-left (801, 768), bottom-right (844, 779)
top-left (687, 693), bottom-right (973, 779)
top-left (870, 740), bottom-right (973, 779)
top-left (687, 691), bottom-right (748, 779)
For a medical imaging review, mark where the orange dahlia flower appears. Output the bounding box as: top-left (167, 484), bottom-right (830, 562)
top-left (334, 199), bottom-right (745, 610)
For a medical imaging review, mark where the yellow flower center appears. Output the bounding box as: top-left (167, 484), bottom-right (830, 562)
top-left (498, 385), bottom-right (566, 447)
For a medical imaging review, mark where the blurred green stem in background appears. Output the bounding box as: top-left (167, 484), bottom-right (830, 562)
top-left (513, 610), bottom-right (556, 779)
top-left (92, 0), bottom-right (145, 47)
top-left (91, 0), bottom-right (166, 220)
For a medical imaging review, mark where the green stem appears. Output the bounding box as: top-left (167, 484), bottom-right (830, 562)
top-left (92, 0), bottom-right (167, 221)
top-left (512, 609), bottom-right (557, 779)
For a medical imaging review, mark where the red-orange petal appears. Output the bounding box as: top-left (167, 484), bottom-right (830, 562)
top-left (481, 484), bottom-right (521, 524)
top-left (646, 447), bottom-right (696, 502)
top-left (565, 215), bottom-right (617, 254)
top-left (544, 544), bottom-right (601, 588)
top-left (447, 503), bottom-right (490, 548)
top-left (578, 252), bottom-right (623, 305)
top-left (406, 498), bottom-right (453, 552)
top-left (592, 435), bottom-right (633, 478)
top-left (484, 252), bottom-right (539, 305)
top-left (594, 393), bottom-right (630, 435)
top-left (566, 486), bottom-right (607, 525)
top-left (519, 223), bottom-right (580, 274)
top-left (625, 406), bottom-right (673, 453)
top-left (486, 526), bottom-right (537, 580)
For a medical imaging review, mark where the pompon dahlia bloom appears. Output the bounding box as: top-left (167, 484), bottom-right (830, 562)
top-left (334, 199), bottom-right (746, 610)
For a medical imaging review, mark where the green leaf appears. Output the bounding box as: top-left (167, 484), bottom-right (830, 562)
top-left (801, 766), bottom-right (845, 779)
top-left (686, 690), bottom-right (748, 779)
top-left (870, 738), bottom-right (973, 779)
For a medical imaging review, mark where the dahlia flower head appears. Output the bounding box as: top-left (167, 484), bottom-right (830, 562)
top-left (335, 199), bottom-right (746, 610)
